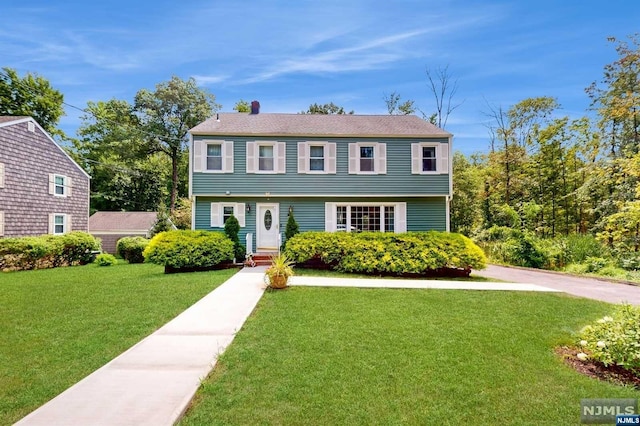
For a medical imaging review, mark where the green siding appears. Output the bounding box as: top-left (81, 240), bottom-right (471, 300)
top-left (192, 136), bottom-right (450, 196)
top-left (195, 196), bottom-right (447, 249)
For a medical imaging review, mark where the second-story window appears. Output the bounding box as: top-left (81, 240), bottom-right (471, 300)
top-left (49, 174), bottom-right (71, 197)
top-left (207, 144), bottom-right (222, 171)
top-left (359, 146), bottom-right (375, 172)
top-left (422, 146), bottom-right (437, 172)
top-left (259, 145), bottom-right (274, 171)
top-left (309, 146), bottom-right (325, 171)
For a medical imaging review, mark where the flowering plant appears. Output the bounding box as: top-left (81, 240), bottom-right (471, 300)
top-left (576, 304), bottom-right (640, 373)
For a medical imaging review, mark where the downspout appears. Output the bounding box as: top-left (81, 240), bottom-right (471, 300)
top-left (188, 132), bottom-right (195, 230)
top-left (447, 134), bottom-right (453, 232)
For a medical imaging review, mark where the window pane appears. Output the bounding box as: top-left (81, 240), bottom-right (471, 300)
top-left (55, 215), bottom-right (64, 225)
top-left (55, 225), bottom-right (64, 233)
top-left (223, 206), bottom-right (234, 223)
top-left (259, 145), bottom-right (273, 158)
top-left (54, 215), bottom-right (65, 234)
top-left (55, 176), bottom-right (64, 185)
top-left (309, 146), bottom-right (324, 158)
top-left (259, 158), bottom-right (274, 171)
top-left (351, 206), bottom-right (380, 232)
top-left (310, 158), bottom-right (324, 171)
top-left (384, 206), bottom-right (395, 232)
top-left (336, 206), bottom-right (347, 231)
top-left (207, 157), bottom-right (222, 170)
top-left (360, 158), bottom-right (374, 172)
top-left (207, 144), bottom-right (222, 156)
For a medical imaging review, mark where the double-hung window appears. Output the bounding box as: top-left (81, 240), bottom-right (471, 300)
top-left (297, 142), bottom-right (336, 174)
top-left (259, 145), bottom-right (274, 171)
top-left (206, 143), bottom-right (222, 171)
top-left (247, 141), bottom-right (286, 174)
top-left (49, 213), bottom-right (70, 235)
top-left (411, 142), bottom-right (448, 174)
top-left (309, 146), bottom-right (325, 171)
top-left (348, 143), bottom-right (386, 174)
top-left (49, 174), bottom-right (71, 197)
top-left (210, 202), bottom-right (246, 228)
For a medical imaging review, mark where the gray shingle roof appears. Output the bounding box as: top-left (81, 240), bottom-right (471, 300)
top-left (189, 113), bottom-right (451, 138)
top-left (89, 211), bottom-right (158, 232)
top-left (0, 116), bottom-right (30, 124)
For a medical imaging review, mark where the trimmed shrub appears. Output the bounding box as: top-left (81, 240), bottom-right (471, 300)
top-left (284, 231), bottom-right (486, 276)
top-left (117, 236), bottom-right (150, 264)
top-left (95, 253), bottom-right (117, 266)
top-left (0, 232), bottom-right (100, 271)
top-left (143, 230), bottom-right (234, 271)
top-left (284, 212), bottom-right (300, 247)
top-left (577, 304), bottom-right (640, 373)
top-left (224, 215), bottom-right (246, 261)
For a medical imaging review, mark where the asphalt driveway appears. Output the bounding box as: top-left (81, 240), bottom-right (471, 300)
top-left (475, 264), bottom-right (640, 305)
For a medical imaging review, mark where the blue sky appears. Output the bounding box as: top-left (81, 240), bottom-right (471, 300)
top-left (2, 0), bottom-right (639, 154)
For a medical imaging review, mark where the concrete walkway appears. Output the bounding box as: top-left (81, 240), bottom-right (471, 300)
top-left (14, 268), bottom-right (566, 426)
top-left (16, 267), bottom-right (266, 426)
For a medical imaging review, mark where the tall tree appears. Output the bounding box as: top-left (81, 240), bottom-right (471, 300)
top-left (134, 76), bottom-right (221, 212)
top-left (300, 102), bottom-right (354, 115)
top-left (383, 91), bottom-right (415, 115)
top-left (0, 67), bottom-right (64, 135)
top-left (450, 152), bottom-right (482, 235)
top-left (425, 65), bottom-right (463, 129)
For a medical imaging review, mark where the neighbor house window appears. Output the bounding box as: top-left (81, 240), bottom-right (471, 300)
top-left (49, 213), bottom-right (69, 235)
top-left (49, 174), bottom-right (71, 197)
top-left (206, 143), bottom-right (222, 171)
top-left (331, 203), bottom-right (404, 233)
top-left (309, 145), bottom-right (325, 171)
top-left (259, 145), bottom-right (274, 171)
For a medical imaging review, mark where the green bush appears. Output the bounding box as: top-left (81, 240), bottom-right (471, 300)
top-left (223, 215), bottom-right (245, 261)
top-left (143, 230), bottom-right (234, 270)
top-left (577, 304), bottom-right (640, 373)
top-left (95, 253), bottom-right (117, 266)
top-left (564, 234), bottom-right (608, 264)
top-left (584, 256), bottom-right (610, 273)
top-left (284, 212), bottom-right (300, 247)
top-left (284, 231), bottom-right (486, 275)
top-left (117, 236), bottom-right (150, 264)
top-left (0, 232), bottom-right (100, 271)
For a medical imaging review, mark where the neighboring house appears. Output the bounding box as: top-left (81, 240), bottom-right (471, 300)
top-left (188, 103), bottom-right (452, 253)
top-left (0, 116), bottom-right (90, 238)
top-left (89, 211), bottom-right (169, 254)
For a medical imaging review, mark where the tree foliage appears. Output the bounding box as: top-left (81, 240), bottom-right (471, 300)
top-left (301, 102), bottom-right (354, 115)
top-left (0, 67), bottom-right (64, 136)
top-left (233, 99), bottom-right (251, 113)
top-left (383, 91), bottom-right (415, 115)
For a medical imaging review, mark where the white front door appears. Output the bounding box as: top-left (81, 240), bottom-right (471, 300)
top-left (257, 203), bottom-right (279, 249)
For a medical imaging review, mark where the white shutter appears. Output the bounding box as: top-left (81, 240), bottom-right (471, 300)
top-left (210, 203), bottom-right (221, 227)
top-left (297, 142), bottom-right (308, 173)
top-left (348, 143), bottom-right (357, 174)
top-left (376, 143), bottom-right (387, 174)
top-left (223, 141), bottom-right (234, 173)
top-left (193, 140), bottom-right (203, 172)
top-left (66, 177), bottom-right (72, 197)
top-left (66, 214), bottom-right (72, 232)
top-left (396, 203), bottom-right (407, 233)
top-left (49, 174), bottom-right (55, 195)
top-left (327, 143), bottom-right (337, 174)
top-left (411, 143), bottom-right (421, 174)
top-left (236, 203), bottom-right (246, 227)
top-left (276, 142), bottom-right (286, 173)
top-left (0, 211), bottom-right (4, 236)
top-left (0, 163), bottom-right (4, 188)
top-left (439, 143), bottom-right (449, 174)
top-left (48, 213), bottom-right (54, 234)
top-left (325, 203), bottom-right (336, 232)
top-left (246, 142), bottom-right (256, 173)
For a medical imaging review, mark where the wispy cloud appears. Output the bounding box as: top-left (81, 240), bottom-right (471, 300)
top-left (193, 74), bottom-right (230, 86)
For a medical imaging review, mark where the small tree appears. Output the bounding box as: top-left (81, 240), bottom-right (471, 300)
top-left (151, 203), bottom-right (172, 237)
top-left (285, 212), bottom-right (300, 243)
top-left (224, 215), bottom-right (245, 261)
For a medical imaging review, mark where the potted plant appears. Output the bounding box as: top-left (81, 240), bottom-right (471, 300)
top-left (264, 253), bottom-right (294, 289)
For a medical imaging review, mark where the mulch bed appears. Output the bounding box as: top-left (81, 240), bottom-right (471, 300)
top-left (555, 346), bottom-right (640, 389)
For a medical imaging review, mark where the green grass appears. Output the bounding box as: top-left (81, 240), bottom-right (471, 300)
top-left (0, 262), bottom-right (237, 425)
top-left (294, 267), bottom-right (499, 281)
top-left (180, 289), bottom-right (638, 425)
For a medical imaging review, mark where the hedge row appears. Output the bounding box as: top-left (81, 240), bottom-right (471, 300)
top-left (116, 236), bottom-right (149, 264)
top-left (0, 232), bottom-right (101, 271)
top-left (143, 230), bottom-right (234, 271)
top-left (283, 231), bottom-right (486, 276)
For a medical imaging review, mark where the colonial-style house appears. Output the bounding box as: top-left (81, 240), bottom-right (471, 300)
top-left (0, 116), bottom-right (90, 237)
top-left (188, 102), bottom-right (452, 254)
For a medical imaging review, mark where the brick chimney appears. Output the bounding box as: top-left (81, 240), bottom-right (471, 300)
top-left (250, 100), bottom-right (260, 114)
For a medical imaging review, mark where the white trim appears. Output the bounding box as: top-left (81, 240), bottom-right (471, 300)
top-left (448, 135), bottom-right (453, 196)
top-left (188, 134), bottom-right (194, 198)
top-left (412, 142), bottom-right (442, 175)
top-left (0, 162), bottom-right (4, 188)
top-left (298, 141), bottom-right (335, 175)
top-left (211, 202), bottom-right (246, 228)
top-left (325, 202), bottom-right (336, 231)
top-left (445, 195), bottom-right (451, 232)
top-left (348, 142), bottom-right (386, 175)
top-left (190, 196), bottom-right (196, 230)
top-left (327, 202), bottom-right (406, 233)
top-left (51, 174), bottom-right (69, 197)
top-left (50, 213), bottom-right (68, 235)
top-left (199, 140), bottom-right (234, 173)
top-left (0, 211), bottom-right (4, 236)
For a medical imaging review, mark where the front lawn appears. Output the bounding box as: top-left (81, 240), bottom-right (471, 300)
top-left (180, 288), bottom-right (639, 425)
top-left (0, 263), bottom-right (237, 425)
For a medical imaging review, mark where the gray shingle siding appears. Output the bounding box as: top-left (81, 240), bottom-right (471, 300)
top-left (0, 119), bottom-right (90, 237)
